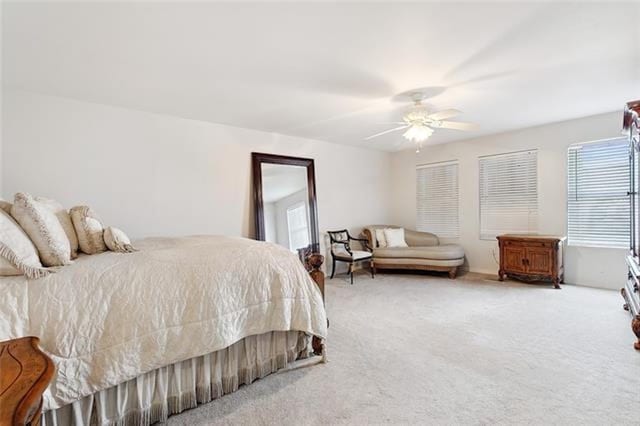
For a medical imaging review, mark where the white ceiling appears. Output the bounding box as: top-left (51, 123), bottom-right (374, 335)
top-left (3, 2), bottom-right (639, 151)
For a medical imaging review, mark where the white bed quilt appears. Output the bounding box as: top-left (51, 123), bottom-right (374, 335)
top-left (0, 235), bottom-right (328, 411)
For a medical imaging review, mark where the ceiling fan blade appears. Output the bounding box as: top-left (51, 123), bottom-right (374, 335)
top-left (438, 121), bottom-right (479, 131)
top-left (427, 109), bottom-right (461, 120)
top-left (364, 125), bottom-right (408, 140)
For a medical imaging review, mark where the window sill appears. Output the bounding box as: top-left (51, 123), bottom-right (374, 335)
top-left (567, 243), bottom-right (628, 250)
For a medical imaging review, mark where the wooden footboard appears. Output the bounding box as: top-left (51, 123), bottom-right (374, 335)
top-left (300, 251), bottom-right (326, 356)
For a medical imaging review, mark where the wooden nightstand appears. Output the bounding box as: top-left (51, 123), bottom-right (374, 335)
top-left (0, 337), bottom-right (54, 426)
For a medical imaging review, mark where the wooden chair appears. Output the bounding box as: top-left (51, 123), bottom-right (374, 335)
top-left (327, 230), bottom-right (374, 284)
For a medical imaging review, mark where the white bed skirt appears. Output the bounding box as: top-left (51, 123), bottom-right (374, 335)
top-left (42, 331), bottom-right (310, 426)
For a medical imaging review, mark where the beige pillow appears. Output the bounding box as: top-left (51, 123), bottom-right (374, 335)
top-left (104, 227), bottom-right (137, 253)
top-left (70, 206), bottom-right (107, 254)
top-left (384, 228), bottom-right (408, 248)
top-left (36, 197), bottom-right (79, 259)
top-left (11, 192), bottom-right (72, 267)
top-left (0, 199), bottom-right (12, 214)
top-left (0, 209), bottom-right (50, 279)
top-left (375, 228), bottom-right (388, 248)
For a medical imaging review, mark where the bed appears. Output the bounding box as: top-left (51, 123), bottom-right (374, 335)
top-left (0, 235), bottom-right (328, 425)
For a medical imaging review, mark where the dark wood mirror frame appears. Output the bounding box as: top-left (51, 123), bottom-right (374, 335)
top-left (251, 152), bottom-right (320, 254)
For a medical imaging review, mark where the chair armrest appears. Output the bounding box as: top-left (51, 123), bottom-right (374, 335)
top-left (362, 229), bottom-right (375, 250)
top-left (404, 230), bottom-right (439, 247)
top-left (350, 237), bottom-right (373, 252)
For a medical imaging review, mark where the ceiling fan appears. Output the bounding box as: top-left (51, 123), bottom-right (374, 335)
top-left (364, 92), bottom-right (478, 152)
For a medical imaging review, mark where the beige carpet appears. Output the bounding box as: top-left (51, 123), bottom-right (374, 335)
top-left (168, 272), bottom-right (639, 425)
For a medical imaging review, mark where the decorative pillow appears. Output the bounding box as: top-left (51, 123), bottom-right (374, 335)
top-left (375, 228), bottom-right (388, 248)
top-left (11, 192), bottom-right (72, 267)
top-left (0, 209), bottom-right (50, 279)
top-left (0, 199), bottom-right (12, 214)
top-left (104, 227), bottom-right (137, 253)
top-left (36, 197), bottom-right (80, 259)
top-left (70, 206), bottom-right (107, 254)
top-left (384, 228), bottom-right (408, 248)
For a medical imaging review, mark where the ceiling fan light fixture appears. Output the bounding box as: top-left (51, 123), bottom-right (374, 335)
top-left (402, 125), bottom-right (434, 143)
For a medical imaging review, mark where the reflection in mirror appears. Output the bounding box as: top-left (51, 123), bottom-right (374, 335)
top-left (261, 164), bottom-right (311, 252)
top-left (252, 153), bottom-right (319, 256)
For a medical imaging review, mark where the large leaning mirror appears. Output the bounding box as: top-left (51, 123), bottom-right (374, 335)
top-left (252, 153), bottom-right (320, 255)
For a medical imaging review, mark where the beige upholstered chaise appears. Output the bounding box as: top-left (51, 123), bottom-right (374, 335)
top-left (362, 225), bottom-right (465, 279)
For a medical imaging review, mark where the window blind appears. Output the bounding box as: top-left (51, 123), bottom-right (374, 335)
top-left (567, 138), bottom-right (629, 248)
top-left (479, 150), bottom-right (538, 240)
top-left (416, 161), bottom-right (459, 238)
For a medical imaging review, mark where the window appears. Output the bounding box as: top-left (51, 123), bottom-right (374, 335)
top-left (286, 202), bottom-right (309, 251)
top-left (567, 138), bottom-right (629, 248)
top-left (416, 161), bottom-right (459, 238)
top-left (479, 150), bottom-right (538, 240)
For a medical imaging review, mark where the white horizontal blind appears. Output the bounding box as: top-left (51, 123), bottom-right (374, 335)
top-left (567, 138), bottom-right (629, 248)
top-left (479, 150), bottom-right (538, 240)
top-left (416, 161), bottom-right (459, 238)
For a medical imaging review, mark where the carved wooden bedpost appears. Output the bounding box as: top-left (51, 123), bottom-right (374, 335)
top-left (297, 246), bottom-right (326, 356)
top-left (307, 253), bottom-right (326, 356)
top-left (308, 253), bottom-right (325, 300)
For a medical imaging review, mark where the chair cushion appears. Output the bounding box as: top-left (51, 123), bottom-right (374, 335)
top-left (373, 244), bottom-right (464, 260)
top-left (334, 249), bottom-right (372, 260)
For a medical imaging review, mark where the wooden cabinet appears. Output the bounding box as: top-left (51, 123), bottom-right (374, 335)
top-left (621, 99), bottom-right (640, 350)
top-left (497, 235), bottom-right (566, 289)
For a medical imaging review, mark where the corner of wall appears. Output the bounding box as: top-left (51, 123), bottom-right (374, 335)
top-left (0, 0), bottom-right (4, 198)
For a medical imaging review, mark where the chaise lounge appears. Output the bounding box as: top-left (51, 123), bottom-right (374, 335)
top-left (362, 225), bottom-right (465, 278)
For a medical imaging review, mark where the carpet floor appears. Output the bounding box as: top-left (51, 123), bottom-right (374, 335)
top-left (168, 272), bottom-right (639, 425)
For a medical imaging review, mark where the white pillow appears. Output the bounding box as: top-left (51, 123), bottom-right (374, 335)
top-left (0, 199), bottom-right (12, 214)
top-left (0, 209), bottom-right (50, 279)
top-left (384, 228), bottom-right (408, 248)
top-left (36, 197), bottom-right (79, 259)
top-left (70, 206), bottom-right (107, 255)
top-left (104, 227), bottom-right (137, 253)
top-left (11, 192), bottom-right (72, 267)
top-left (375, 228), bottom-right (388, 248)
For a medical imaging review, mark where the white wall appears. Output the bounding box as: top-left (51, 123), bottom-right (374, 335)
top-left (263, 202), bottom-right (276, 243)
top-left (3, 89), bottom-right (627, 289)
top-left (390, 111), bottom-right (626, 290)
top-left (2, 90), bottom-right (392, 249)
top-left (0, 2), bottom-right (3, 195)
